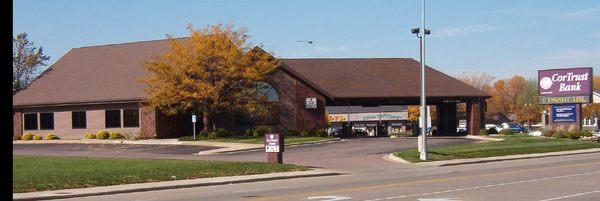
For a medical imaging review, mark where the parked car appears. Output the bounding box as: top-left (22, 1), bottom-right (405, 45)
top-left (501, 122), bottom-right (527, 133)
top-left (485, 124), bottom-right (501, 130)
top-left (328, 128), bottom-right (343, 137)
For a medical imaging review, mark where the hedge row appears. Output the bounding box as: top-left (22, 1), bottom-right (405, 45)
top-left (19, 133), bottom-right (60, 141)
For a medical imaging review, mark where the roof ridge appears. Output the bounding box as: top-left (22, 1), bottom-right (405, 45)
top-left (283, 57), bottom-right (415, 60)
top-left (74, 37), bottom-right (189, 49)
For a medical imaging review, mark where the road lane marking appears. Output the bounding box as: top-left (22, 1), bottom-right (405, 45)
top-left (236, 186), bottom-right (290, 193)
top-left (363, 171), bottom-right (600, 201)
top-left (308, 195), bottom-right (352, 201)
top-left (250, 160), bottom-right (600, 201)
top-left (538, 189), bottom-right (600, 201)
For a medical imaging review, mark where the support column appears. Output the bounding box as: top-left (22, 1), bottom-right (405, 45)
top-left (13, 111), bottom-right (23, 139)
top-left (468, 100), bottom-right (485, 135)
top-left (140, 106), bottom-right (157, 139)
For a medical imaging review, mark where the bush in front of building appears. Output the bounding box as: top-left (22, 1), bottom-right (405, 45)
top-left (85, 133), bottom-right (97, 139)
top-left (33, 134), bottom-right (43, 140)
top-left (552, 131), bottom-right (566, 138)
top-left (45, 133), bottom-right (60, 140)
top-left (286, 129), bottom-right (300, 136)
top-left (96, 130), bottom-right (110, 140)
top-left (542, 129), bottom-right (556, 137)
top-left (252, 127), bottom-right (268, 137)
top-left (207, 128), bottom-right (229, 139)
top-left (243, 129), bottom-right (253, 137)
top-left (479, 129), bottom-right (489, 136)
top-left (109, 131), bottom-right (125, 139)
top-left (21, 133), bottom-right (34, 140)
top-left (499, 129), bottom-right (514, 135)
top-left (315, 129), bottom-right (328, 137)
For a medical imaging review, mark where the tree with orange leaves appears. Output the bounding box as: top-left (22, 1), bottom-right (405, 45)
top-left (142, 24), bottom-right (280, 131)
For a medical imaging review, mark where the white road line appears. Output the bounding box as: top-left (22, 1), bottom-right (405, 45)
top-left (363, 171), bottom-right (600, 201)
top-left (236, 186), bottom-right (290, 193)
top-left (538, 189), bottom-right (600, 201)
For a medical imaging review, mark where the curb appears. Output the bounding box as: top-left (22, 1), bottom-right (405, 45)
top-left (383, 153), bottom-right (411, 164)
top-left (386, 148), bottom-right (600, 167)
top-left (13, 169), bottom-right (342, 201)
top-left (208, 138), bottom-right (342, 154)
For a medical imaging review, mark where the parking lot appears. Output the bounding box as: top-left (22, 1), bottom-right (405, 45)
top-left (13, 137), bottom-right (476, 171)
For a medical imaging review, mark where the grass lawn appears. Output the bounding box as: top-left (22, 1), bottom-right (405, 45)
top-left (13, 156), bottom-right (308, 193)
top-left (179, 136), bottom-right (333, 144)
top-left (394, 134), bottom-right (600, 163)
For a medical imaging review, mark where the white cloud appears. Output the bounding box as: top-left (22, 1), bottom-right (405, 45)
top-left (493, 6), bottom-right (600, 21)
top-left (559, 6), bottom-right (600, 20)
top-left (537, 49), bottom-right (600, 62)
top-left (435, 25), bottom-right (503, 38)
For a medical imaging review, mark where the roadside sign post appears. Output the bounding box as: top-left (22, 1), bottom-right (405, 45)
top-left (192, 115), bottom-right (197, 140)
top-left (264, 133), bottom-right (284, 163)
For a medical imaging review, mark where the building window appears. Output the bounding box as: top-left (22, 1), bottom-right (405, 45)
top-left (40, 113), bottom-right (54, 130)
top-left (123, 109), bottom-right (140, 127)
top-left (105, 110), bottom-right (121, 128)
top-left (24, 113), bottom-right (38, 130)
top-left (72, 111), bottom-right (87, 129)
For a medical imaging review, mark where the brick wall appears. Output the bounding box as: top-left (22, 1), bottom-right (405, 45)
top-left (269, 69), bottom-right (327, 131)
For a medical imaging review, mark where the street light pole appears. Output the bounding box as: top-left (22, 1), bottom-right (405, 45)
top-left (419, 0), bottom-right (428, 161)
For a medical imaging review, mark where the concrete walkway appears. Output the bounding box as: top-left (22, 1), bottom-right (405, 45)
top-left (387, 148), bottom-right (600, 166)
top-left (13, 139), bottom-right (263, 154)
top-left (13, 168), bottom-right (342, 201)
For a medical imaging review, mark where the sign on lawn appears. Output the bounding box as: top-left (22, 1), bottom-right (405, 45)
top-left (264, 133), bottom-right (281, 153)
top-left (552, 104), bottom-right (577, 123)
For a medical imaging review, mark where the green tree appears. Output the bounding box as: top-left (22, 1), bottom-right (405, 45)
top-left (142, 24), bottom-right (280, 131)
top-left (13, 33), bottom-right (50, 94)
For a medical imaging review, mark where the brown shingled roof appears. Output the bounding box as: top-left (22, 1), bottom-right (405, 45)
top-left (281, 58), bottom-right (490, 99)
top-left (13, 38), bottom-right (489, 107)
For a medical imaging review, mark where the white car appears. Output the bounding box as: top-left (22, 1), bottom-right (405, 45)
top-left (485, 124), bottom-right (501, 130)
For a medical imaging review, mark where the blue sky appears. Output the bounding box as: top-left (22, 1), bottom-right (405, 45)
top-left (13, 0), bottom-right (600, 79)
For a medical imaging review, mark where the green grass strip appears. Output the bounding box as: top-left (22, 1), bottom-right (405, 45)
top-left (13, 156), bottom-right (307, 193)
top-left (394, 134), bottom-right (600, 163)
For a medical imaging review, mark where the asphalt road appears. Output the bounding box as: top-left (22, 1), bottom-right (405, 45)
top-left (51, 152), bottom-right (600, 201)
top-left (13, 137), bottom-right (475, 171)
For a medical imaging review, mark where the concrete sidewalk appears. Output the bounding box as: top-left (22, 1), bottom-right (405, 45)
top-left (13, 168), bottom-right (342, 201)
top-left (387, 148), bottom-right (600, 166)
top-left (13, 138), bottom-right (342, 155)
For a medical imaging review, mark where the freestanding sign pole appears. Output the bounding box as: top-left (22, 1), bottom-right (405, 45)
top-left (265, 133), bottom-right (284, 163)
top-left (419, 0), bottom-right (429, 161)
top-left (192, 114), bottom-right (197, 140)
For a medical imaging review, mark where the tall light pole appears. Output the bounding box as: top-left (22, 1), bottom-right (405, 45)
top-left (411, 0), bottom-right (430, 161)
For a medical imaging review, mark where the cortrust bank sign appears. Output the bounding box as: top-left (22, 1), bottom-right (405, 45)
top-left (538, 67), bottom-right (593, 104)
